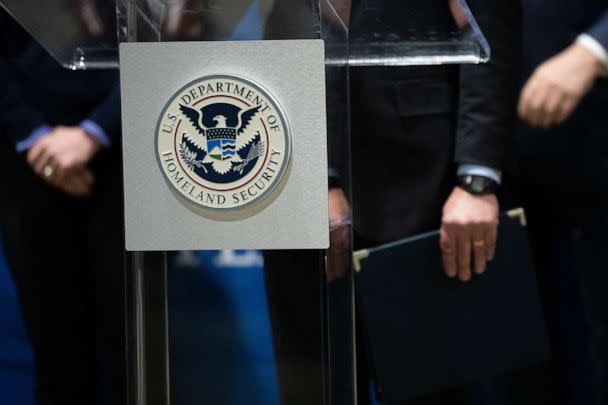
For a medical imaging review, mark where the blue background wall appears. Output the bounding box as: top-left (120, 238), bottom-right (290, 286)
top-left (0, 237), bottom-right (35, 405)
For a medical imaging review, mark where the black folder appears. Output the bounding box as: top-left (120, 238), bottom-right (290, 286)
top-left (353, 209), bottom-right (551, 403)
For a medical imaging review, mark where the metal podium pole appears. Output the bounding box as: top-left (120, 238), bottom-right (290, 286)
top-left (126, 251), bottom-right (169, 405)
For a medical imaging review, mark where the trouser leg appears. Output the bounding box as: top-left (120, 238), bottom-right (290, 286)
top-left (0, 153), bottom-right (100, 405)
top-left (86, 150), bottom-right (127, 405)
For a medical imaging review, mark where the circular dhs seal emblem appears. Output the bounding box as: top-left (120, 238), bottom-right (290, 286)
top-left (156, 75), bottom-right (291, 213)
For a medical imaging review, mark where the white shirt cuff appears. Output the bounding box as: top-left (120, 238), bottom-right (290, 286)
top-left (576, 33), bottom-right (608, 77)
top-left (15, 125), bottom-right (53, 153)
top-left (457, 164), bottom-right (502, 184)
top-left (80, 120), bottom-right (111, 148)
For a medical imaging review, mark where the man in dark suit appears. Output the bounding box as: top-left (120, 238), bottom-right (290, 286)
top-left (348, 0), bottom-right (520, 403)
top-left (350, 0), bottom-right (516, 278)
top-left (509, 1), bottom-right (608, 404)
top-left (0, 6), bottom-right (125, 405)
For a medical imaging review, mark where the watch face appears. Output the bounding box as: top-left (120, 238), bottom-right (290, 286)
top-left (460, 175), bottom-right (496, 195)
top-left (471, 177), bottom-right (487, 193)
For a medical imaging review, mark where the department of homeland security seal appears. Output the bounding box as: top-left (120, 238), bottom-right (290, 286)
top-left (156, 75), bottom-right (291, 213)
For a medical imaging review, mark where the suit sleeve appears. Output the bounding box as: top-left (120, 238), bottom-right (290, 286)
top-left (85, 82), bottom-right (122, 144)
top-left (587, 9), bottom-right (608, 49)
top-left (0, 14), bottom-right (48, 146)
top-left (453, 0), bottom-right (522, 171)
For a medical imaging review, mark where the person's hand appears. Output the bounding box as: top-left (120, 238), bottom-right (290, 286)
top-left (518, 43), bottom-right (604, 128)
top-left (27, 126), bottom-right (100, 197)
top-left (440, 187), bottom-right (499, 282)
top-left (53, 168), bottom-right (96, 198)
top-left (27, 126), bottom-right (100, 184)
top-left (327, 187), bottom-right (351, 283)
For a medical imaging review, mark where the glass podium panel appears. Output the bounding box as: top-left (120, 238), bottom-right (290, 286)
top-left (0, 0), bottom-right (118, 69)
top-left (346, 0), bottom-right (489, 66)
top-left (1, 0), bottom-right (487, 69)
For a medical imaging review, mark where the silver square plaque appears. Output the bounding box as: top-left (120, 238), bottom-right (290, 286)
top-left (120, 40), bottom-right (329, 250)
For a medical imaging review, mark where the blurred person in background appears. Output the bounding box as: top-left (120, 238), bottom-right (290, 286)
top-left (505, 1), bottom-right (608, 404)
top-left (0, 3), bottom-right (125, 405)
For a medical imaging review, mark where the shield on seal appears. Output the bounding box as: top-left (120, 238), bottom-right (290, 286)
top-left (206, 126), bottom-right (237, 161)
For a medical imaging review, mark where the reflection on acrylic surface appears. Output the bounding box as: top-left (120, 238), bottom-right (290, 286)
top-left (168, 250), bottom-right (279, 405)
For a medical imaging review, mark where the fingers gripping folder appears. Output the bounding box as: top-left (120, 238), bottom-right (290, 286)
top-left (353, 208), bottom-right (550, 402)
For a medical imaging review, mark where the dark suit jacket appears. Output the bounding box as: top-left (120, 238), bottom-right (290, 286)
top-left (0, 8), bottom-right (120, 148)
top-left (516, 0), bottom-right (608, 204)
top-left (350, 0), bottom-right (521, 242)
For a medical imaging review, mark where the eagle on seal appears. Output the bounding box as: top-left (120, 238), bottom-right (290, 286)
top-left (179, 103), bottom-right (262, 175)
